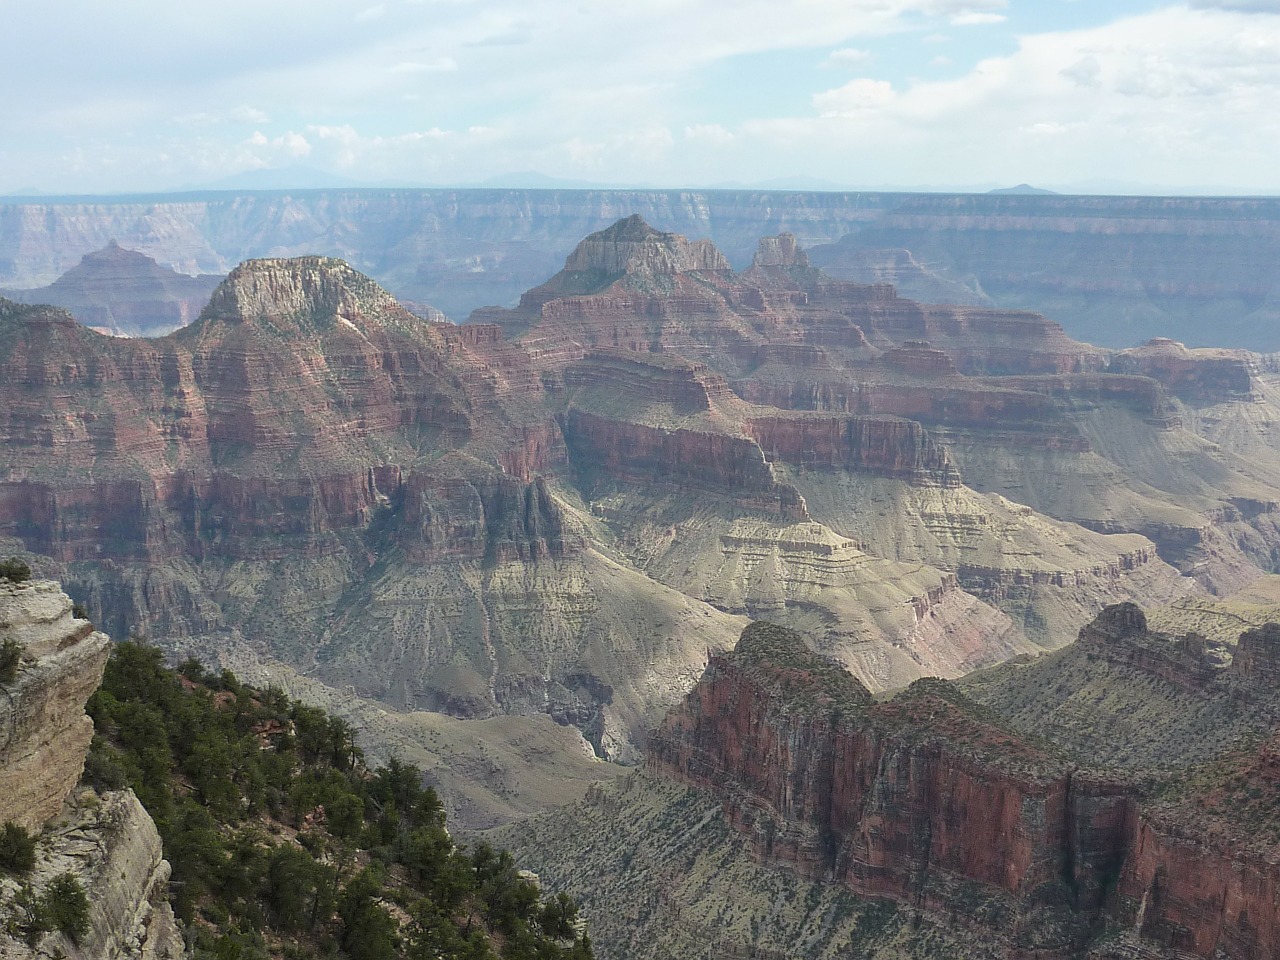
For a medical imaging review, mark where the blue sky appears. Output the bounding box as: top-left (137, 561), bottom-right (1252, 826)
top-left (4, 0), bottom-right (1280, 194)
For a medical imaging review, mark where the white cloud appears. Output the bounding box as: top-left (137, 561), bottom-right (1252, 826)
top-left (229, 105), bottom-right (271, 124)
top-left (6, 0), bottom-right (1280, 193)
top-left (749, 6), bottom-right (1280, 189)
top-left (814, 78), bottom-right (897, 116)
top-left (684, 124), bottom-right (736, 145)
top-left (247, 130), bottom-right (312, 158)
top-left (825, 47), bottom-right (872, 67)
top-left (1060, 55), bottom-right (1102, 88)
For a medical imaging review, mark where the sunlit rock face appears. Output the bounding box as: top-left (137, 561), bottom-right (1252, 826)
top-left (0, 578), bottom-right (184, 960)
top-left (650, 616), bottom-right (1280, 960)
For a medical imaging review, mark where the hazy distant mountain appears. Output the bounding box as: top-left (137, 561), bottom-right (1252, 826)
top-left (0, 240), bottom-right (222, 336)
top-left (471, 170), bottom-right (623, 189)
top-left (184, 164), bottom-right (371, 192)
top-left (988, 183), bottom-right (1059, 195)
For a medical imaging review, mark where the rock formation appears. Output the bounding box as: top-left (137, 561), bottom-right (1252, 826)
top-left (0, 579), bottom-right (183, 959)
top-left (20, 217), bottom-right (1280, 764)
top-left (649, 616), bottom-right (1280, 959)
top-left (0, 580), bottom-right (108, 830)
top-left (5, 190), bottom-right (1280, 350)
top-left (0, 240), bottom-right (222, 337)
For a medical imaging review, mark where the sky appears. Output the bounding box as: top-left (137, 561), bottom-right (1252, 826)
top-left (4, 0), bottom-right (1280, 195)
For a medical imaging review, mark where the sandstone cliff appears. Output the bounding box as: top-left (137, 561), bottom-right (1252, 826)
top-left (649, 616), bottom-right (1280, 959)
top-left (0, 580), bottom-right (108, 831)
top-left (13, 222), bottom-right (1280, 766)
top-left (0, 579), bottom-right (183, 960)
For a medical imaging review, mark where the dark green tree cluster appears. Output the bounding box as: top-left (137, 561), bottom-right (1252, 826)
top-left (85, 642), bottom-right (592, 960)
top-left (0, 558), bottom-right (30, 584)
top-left (2, 873), bottom-right (91, 946)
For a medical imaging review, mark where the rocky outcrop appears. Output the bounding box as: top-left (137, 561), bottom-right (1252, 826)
top-left (0, 578), bottom-right (184, 959)
top-left (0, 790), bottom-right (184, 960)
top-left (561, 215), bottom-right (731, 279)
top-left (649, 617), bottom-right (1280, 959)
top-left (1072, 602), bottom-right (1229, 692)
top-left (0, 240), bottom-right (222, 338)
top-left (746, 414), bottom-right (962, 488)
top-left (0, 580), bottom-right (108, 831)
top-left (399, 472), bottom-right (576, 562)
top-left (750, 233), bottom-right (808, 270)
top-left (649, 622), bottom-right (1135, 954)
top-left (1109, 339), bottom-right (1257, 403)
top-left (561, 410), bottom-right (807, 520)
top-left (1232, 622), bottom-right (1280, 689)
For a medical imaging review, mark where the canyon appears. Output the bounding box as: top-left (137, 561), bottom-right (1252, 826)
top-left (510, 608), bottom-right (1280, 960)
top-left (3, 190), bottom-right (1280, 349)
top-left (2, 208), bottom-right (1280, 959)
top-left (8, 215), bottom-right (1280, 776)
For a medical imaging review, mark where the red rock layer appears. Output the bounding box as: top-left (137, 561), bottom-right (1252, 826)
top-left (0, 259), bottom-right (563, 566)
top-left (1118, 814), bottom-right (1279, 959)
top-left (562, 351), bottom-right (736, 412)
top-left (1110, 339), bottom-right (1257, 403)
top-left (399, 473), bottom-right (575, 563)
top-left (649, 617), bottom-right (1280, 959)
top-left (561, 410), bottom-right (808, 521)
top-left (745, 414), bottom-right (961, 488)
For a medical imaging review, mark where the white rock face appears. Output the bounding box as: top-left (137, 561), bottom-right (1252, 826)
top-left (0, 580), bottom-right (110, 832)
top-left (0, 579), bottom-right (186, 959)
top-left (0, 791), bottom-right (184, 960)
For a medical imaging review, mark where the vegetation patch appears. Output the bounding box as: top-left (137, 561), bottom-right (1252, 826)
top-left (85, 641), bottom-right (594, 960)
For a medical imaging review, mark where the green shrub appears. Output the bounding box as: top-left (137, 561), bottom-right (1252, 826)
top-left (0, 822), bottom-right (37, 874)
top-left (0, 638), bottom-right (22, 685)
top-left (43, 873), bottom-right (91, 942)
top-left (0, 558), bottom-right (30, 583)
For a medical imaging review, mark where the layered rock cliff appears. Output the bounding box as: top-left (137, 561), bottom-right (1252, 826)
top-left (650, 616), bottom-right (1280, 959)
top-left (0, 580), bottom-right (108, 830)
top-left (0, 241), bottom-right (222, 338)
top-left (6, 190), bottom-right (1280, 350)
top-left (0, 578), bottom-right (183, 960)
top-left (16, 219), bottom-right (1280, 763)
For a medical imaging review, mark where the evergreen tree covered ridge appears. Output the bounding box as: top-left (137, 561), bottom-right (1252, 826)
top-left (84, 641), bottom-right (594, 960)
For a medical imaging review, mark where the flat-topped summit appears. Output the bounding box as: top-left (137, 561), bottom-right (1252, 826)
top-left (195, 255), bottom-right (416, 335)
top-left (562, 215), bottom-right (730, 278)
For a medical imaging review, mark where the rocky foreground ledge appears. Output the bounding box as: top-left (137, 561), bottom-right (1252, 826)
top-left (0, 579), bottom-right (183, 960)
